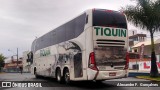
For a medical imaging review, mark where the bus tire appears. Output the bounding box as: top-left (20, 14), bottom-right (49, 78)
top-left (56, 69), bottom-right (62, 83)
top-left (64, 69), bottom-right (70, 84)
top-left (34, 67), bottom-right (36, 75)
top-left (35, 74), bottom-right (41, 79)
top-left (96, 80), bottom-right (104, 83)
top-left (34, 67), bottom-right (40, 79)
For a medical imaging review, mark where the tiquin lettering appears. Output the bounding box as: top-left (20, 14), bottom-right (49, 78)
top-left (94, 27), bottom-right (127, 37)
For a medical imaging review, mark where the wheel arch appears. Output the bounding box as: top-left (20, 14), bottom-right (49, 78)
top-left (63, 67), bottom-right (69, 77)
top-left (55, 67), bottom-right (61, 76)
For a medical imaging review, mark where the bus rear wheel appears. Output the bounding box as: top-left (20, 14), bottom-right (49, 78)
top-left (64, 69), bottom-right (70, 84)
top-left (96, 80), bottom-right (104, 83)
top-left (56, 69), bottom-right (62, 83)
top-left (35, 74), bottom-right (41, 79)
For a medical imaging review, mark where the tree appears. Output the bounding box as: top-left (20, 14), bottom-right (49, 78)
top-left (122, 0), bottom-right (160, 77)
top-left (0, 54), bottom-right (5, 72)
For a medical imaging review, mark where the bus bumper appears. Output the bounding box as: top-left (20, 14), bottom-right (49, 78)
top-left (87, 69), bottom-right (128, 80)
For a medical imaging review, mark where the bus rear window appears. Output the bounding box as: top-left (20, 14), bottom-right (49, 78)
top-left (93, 10), bottom-right (127, 29)
top-left (94, 46), bottom-right (126, 66)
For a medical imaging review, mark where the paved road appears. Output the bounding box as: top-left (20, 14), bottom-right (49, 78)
top-left (0, 73), bottom-right (159, 90)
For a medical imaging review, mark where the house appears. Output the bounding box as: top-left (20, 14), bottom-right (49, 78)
top-left (129, 32), bottom-right (160, 71)
top-left (4, 56), bottom-right (23, 72)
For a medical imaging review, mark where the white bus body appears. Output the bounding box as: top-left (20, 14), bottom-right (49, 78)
top-left (30, 9), bottom-right (129, 83)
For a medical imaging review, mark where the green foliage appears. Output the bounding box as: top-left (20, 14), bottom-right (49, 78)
top-left (0, 54), bottom-right (5, 68)
top-left (137, 76), bottom-right (160, 81)
top-left (123, 0), bottom-right (160, 33)
top-left (123, 0), bottom-right (160, 77)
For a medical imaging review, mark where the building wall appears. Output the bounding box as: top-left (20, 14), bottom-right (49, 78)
top-left (139, 61), bottom-right (160, 71)
top-left (129, 60), bottom-right (160, 71)
top-left (4, 60), bottom-right (23, 72)
top-left (136, 43), bottom-right (160, 56)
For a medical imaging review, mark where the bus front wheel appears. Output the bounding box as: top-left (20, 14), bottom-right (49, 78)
top-left (34, 68), bottom-right (40, 79)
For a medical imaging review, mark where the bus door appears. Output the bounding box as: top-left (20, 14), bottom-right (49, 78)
top-left (68, 42), bottom-right (83, 78)
top-left (73, 52), bottom-right (83, 78)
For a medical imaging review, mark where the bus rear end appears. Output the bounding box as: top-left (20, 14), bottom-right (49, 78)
top-left (88, 9), bottom-right (129, 80)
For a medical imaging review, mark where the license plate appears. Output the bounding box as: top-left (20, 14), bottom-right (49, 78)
top-left (109, 72), bottom-right (116, 76)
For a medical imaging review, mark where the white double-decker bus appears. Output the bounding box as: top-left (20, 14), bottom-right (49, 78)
top-left (30, 9), bottom-right (129, 83)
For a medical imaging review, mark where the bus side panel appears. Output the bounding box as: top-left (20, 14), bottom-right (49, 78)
top-left (32, 46), bottom-right (57, 77)
top-left (85, 27), bottom-right (96, 80)
top-left (69, 31), bottom-right (87, 81)
top-left (85, 10), bottom-right (98, 80)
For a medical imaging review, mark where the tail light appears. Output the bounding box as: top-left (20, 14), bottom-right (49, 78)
top-left (124, 52), bottom-right (129, 70)
top-left (88, 52), bottom-right (98, 70)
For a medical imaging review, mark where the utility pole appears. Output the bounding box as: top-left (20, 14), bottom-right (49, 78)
top-left (8, 48), bottom-right (19, 72)
top-left (17, 48), bottom-right (18, 67)
top-left (16, 48), bottom-right (18, 72)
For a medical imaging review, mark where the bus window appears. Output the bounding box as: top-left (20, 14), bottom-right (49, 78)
top-left (94, 46), bottom-right (126, 66)
top-left (93, 9), bottom-right (127, 29)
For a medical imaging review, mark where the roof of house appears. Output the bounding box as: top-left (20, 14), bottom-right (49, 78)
top-left (5, 58), bottom-right (23, 63)
top-left (132, 38), bottom-right (160, 48)
top-left (129, 34), bottom-right (146, 39)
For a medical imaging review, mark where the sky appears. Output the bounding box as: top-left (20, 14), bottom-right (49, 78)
top-left (0, 0), bottom-right (144, 57)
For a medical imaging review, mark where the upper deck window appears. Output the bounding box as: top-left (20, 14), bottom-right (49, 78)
top-left (93, 9), bottom-right (127, 29)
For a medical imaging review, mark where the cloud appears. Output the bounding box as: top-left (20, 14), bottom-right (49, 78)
top-left (0, 0), bottom-right (135, 57)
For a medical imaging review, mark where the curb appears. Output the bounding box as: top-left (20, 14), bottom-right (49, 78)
top-left (128, 72), bottom-right (150, 77)
top-left (129, 72), bottom-right (160, 77)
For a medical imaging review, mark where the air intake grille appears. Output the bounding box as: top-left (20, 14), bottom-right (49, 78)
top-left (96, 39), bottom-right (125, 46)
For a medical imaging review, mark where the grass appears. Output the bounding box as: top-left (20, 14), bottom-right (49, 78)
top-left (136, 76), bottom-right (160, 81)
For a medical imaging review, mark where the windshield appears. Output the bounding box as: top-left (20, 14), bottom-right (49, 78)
top-left (94, 46), bottom-right (126, 66)
top-left (93, 9), bottom-right (127, 29)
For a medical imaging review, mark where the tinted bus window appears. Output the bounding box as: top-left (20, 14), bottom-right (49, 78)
top-left (93, 10), bottom-right (127, 29)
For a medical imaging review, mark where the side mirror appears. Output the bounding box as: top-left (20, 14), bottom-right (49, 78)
top-left (27, 52), bottom-right (33, 63)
